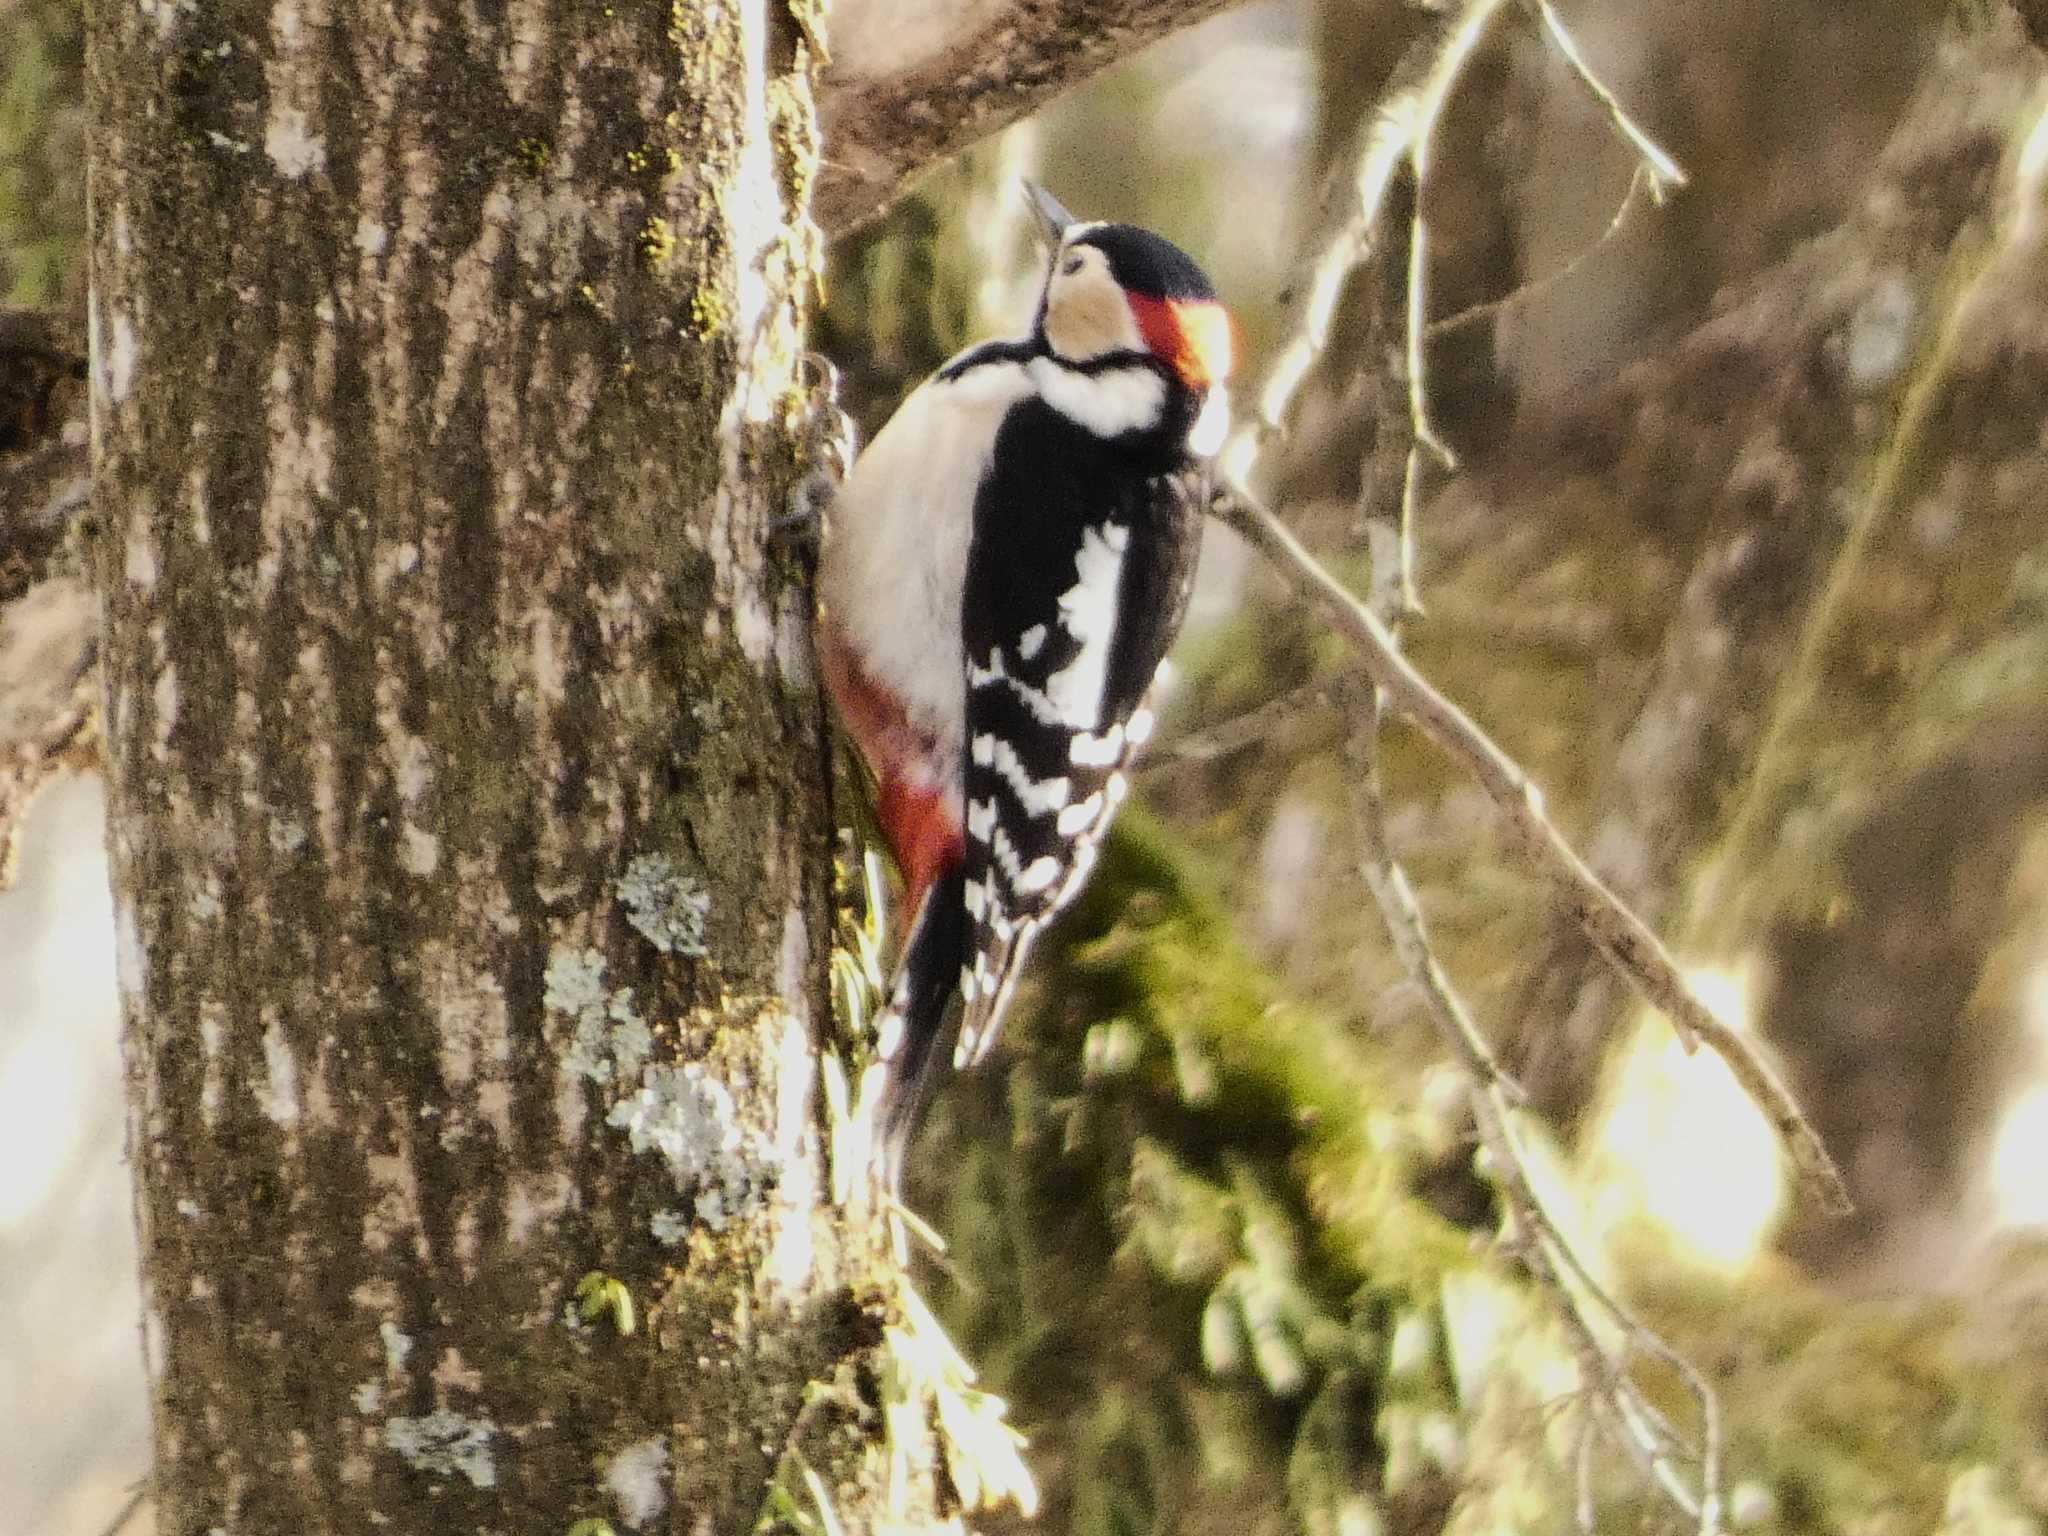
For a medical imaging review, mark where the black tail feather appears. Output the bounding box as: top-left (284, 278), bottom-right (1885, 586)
top-left (876, 864), bottom-right (967, 1193)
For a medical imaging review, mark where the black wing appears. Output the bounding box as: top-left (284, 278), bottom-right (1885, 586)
top-left (955, 397), bottom-right (1206, 1067)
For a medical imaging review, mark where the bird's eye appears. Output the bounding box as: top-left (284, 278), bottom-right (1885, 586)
top-left (1061, 253), bottom-right (1084, 276)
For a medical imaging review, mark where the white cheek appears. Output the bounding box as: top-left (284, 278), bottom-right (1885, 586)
top-left (1046, 264), bottom-right (1144, 361)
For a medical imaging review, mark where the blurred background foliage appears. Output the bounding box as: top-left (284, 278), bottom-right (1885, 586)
top-left (10, 0), bottom-right (2048, 1531)
top-left (823, 2), bottom-right (2048, 1531)
top-left (0, 0), bottom-right (83, 313)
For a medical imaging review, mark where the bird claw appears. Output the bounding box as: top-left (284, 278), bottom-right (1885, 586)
top-left (774, 467), bottom-right (838, 541)
top-left (778, 350), bottom-right (856, 543)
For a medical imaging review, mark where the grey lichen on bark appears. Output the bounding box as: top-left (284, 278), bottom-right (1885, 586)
top-left (88, 0), bottom-right (942, 1529)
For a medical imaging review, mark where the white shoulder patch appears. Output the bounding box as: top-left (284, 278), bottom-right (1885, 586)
top-left (1044, 523), bottom-right (1128, 727)
top-left (1028, 357), bottom-right (1166, 438)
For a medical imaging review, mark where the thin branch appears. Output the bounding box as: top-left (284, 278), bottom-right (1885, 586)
top-left (1394, 443), bottom-right (1426, 615)
top-left (1573, 1402), bottom-right (1597, 1534)
top-left (1150, 679), bottom-right (1329, 768)
top-left (91, 1485), bottom-right (150, 1536)
top-left (1235, 0), bottom-right (1688, 611)
top-left (1491, 1099), bottom-right (1715, 1532)
top-left (1204, 8), bottom-right (1846, 1524)
top-left (1341, 650), bottom-right (1720, 1531)
top-left (1485, 1090), bottom-right (1723, 1529)
top-left (1210, 481), bottom-right (1851, 1216)
top-left (1521, 0), bottom-right (1688, 198)
top-left (1426, 162), bottom-right (1657, 340)
top-left (1341, 681), bottom-right (1525, 1104)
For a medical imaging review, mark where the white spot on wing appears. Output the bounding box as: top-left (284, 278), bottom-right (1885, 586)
top-left (1070, 723), bottom-right (1125, 766)
top-left (966, 798), bottom-right (997, 842)
top-left (971, 649), bottom-right (1068, 727)
top-left (1015, 856), bottom-right (1060, 894)
top-left (986, 738), bottom-right (1070, 814)
top-left (1018, 623), bottom-right (1048, 660)
top-left (1058, 793), bottom-right (1104, 836)
top-left (1126, 708), bottom-right (1155, 746)
top-left (988, 826), bottom-right (1027, 887)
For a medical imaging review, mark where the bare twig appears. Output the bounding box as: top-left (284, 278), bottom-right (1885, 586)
top-left (1573, 1403), bottom-right (1597, 1533)
top-left (1243, 0), bottom-right (1517, 471)
top-left (1520, 0), bottom-right (1687, 198)
top-left (1394, 445), bottom-right (1426, 615)
top-left (1341, 680), bottom-right (1525, 1105)
top-left (1339, 613), bottom-right (1723, 1529)
top-left (1236, 0), bottom-right (1689, 622)
top-left (91, 1484), bottom-right (150, 1536)
top-left (1212, 480), bottom-right (1851, 1216)
top-left (1425, 162), bottom-right (1657, 340)
top-left (1150, 679), bottom-right (1329, 768)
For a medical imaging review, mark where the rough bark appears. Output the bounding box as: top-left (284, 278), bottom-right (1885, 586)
top-left (87, 0), bottom-right (945, 1531)
top-left (816, 0), bottom-right (1250, 236)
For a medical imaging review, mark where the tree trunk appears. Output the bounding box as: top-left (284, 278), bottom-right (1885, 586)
top-left (86, 0), bottom-right (946, 1529)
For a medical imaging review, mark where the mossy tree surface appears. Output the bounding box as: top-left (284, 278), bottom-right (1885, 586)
top-left (85, 0), bottom-right (944, 1530)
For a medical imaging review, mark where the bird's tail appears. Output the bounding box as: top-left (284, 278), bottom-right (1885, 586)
top-left (874, 863), bottom-right (967, 1194)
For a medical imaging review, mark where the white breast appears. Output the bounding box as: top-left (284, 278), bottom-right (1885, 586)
top-left (818, 353), bottom-right (1035, 763)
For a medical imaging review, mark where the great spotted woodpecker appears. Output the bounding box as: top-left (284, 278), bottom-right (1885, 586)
top-left (818, 183), bottom-right (1232, 1184)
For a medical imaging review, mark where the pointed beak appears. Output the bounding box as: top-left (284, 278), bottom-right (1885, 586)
top-left (1022, 180), bottom-right (1077, 249)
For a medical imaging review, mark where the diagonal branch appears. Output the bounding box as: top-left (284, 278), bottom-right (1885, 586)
top-left (816, 0), bottom-right (1257, 234)
top-left (1209, 481), bottom-right (1852, 1217)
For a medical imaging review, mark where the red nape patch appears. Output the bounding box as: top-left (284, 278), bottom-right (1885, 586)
top-left (1128, 295), bottom-right (1234, 388)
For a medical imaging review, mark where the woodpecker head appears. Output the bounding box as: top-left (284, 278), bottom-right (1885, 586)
top-left (1025, 182), bottom-right (1234, 395)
